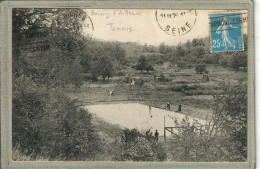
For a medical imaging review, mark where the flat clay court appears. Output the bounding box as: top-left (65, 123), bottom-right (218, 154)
top-left (85, 103), bottom-right (206, 136)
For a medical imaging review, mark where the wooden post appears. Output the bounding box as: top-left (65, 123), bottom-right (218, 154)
top-left (164, 115), bottom-right (166, 142)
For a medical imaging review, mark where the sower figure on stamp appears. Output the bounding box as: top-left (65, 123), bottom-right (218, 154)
top-left (155, 130), bottom-right (159, 142)
top-left (216, 16), bottom-right (238, 49)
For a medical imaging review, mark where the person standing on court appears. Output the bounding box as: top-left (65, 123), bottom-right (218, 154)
top-left (155, 130), bottom-right (159, 142)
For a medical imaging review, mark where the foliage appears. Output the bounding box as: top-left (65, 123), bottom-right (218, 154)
top-left (134, 55), bottom-right (155, 73)
top-left (12, 8), bottom-right (101, 160)
top-left (167, 36), bottom-right (247, 71)
top-left (168, 82), bottom-right (247, 161)
top-left (119, 129), bottom-right (167, 161)
top-left (195, 64), bottom-right (207, 74)
top-left (13, 76), bottom-right (101, 160)
top-left (145, 64), bottom-right (155, 73)
top-left (121, 137), bottom-right (156, 161)
top-left (80, 40), bottom-right (127, 74)
top-left (159, 73), bottom-right (166, 82)
top-left (211, 81), bottom-right (247, 160)
top-left (231, 52), bottom-right (247, 71)
top-left (147, 53), bottom-right (165, 64)
top-left (134, 55), bottom-right (146, 73)
top-left (12, 8), bottom-right (88, 88)
top-left (94, 56), bottom-right (114, 82)
top-left (168, 117), bottom-right (199, 161)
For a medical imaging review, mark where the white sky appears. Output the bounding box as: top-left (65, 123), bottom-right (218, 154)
top-left (83, 9), bottom-right (247, 46)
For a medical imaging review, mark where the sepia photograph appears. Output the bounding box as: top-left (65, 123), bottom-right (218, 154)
top-left (0, 1), bottom-right (255, 168)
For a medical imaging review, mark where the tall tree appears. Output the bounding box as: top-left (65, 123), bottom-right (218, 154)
top-left (159, 42), bottom-right (166, 54)
top-left (12, 8), bottom-right (89, 87)
top-left (95, 56), bottom-right (114, 82)
top-left (134, 55), bottom-right (154, 74)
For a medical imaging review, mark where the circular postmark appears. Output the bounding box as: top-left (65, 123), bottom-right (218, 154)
top-left (155, 10), bottom-right (197, 36)
top-left (51, 12), bottom-right (94, 52)
top-left (83, 14), bottom-right (95, 40)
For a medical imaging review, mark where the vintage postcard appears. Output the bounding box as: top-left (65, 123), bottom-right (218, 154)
top-left (0, 1), bottom-right (255, 169)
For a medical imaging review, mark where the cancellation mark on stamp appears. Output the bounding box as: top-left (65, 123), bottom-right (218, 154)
top-left (209, 12), bottom-right (244, 53)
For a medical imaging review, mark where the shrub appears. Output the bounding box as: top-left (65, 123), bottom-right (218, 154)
top-left (195, 64), bottom-right (207, 74)
top-left (150, 142), bottom-right (168, 161)
top-left (121, 137), bottom-right (156, 161)
top-left (117, 71), bottom-right (125, 76)
top-left (170, 85), bottom-right (205, 96)
top-left (12, 76), bottom-right (101, 160)
top-left (119, 128), bottom-right (167, 161)
top-left (159, 73), bottom-right (166, 82)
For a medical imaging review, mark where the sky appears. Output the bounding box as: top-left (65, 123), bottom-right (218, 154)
top-left (83, 9), bottom-right (247, 46)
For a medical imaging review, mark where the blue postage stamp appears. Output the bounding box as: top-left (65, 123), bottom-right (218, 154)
top-left (209, 13), bottom-right (243, 52)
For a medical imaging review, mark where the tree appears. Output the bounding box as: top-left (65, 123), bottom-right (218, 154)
top-left (159, 73), bottom-right (166, 82)
top-left (95, 56), bottom-right (114, 82)
top-left (145, 64), bottom-right (155, 73)
top-left (168, 117), bottom-right (199, 161)
top-left (192, 38), bottom-right (204, 47)
top-left (114, 43), bottom-right (127, 65)
top-left (195, 64), bottom-right (207, 74)
top-left (120, 129), bottom-right (167, 161)
top-left (185, 40), bottom-right (192, 50)
top-left (176, 45), bottom-right (185, 57)
top-left (134, 55), bottom-right (154, 74)
top-left (12, 8), bottom-right (88, 87)
top-left (194, 46), bottom-right (205, 57)
top-left (134, 55), bottom-right (146, 73)
top-left (168, 82), bottom-right (247, 162)
top-left (159, 42), bottom-right (166, 54)
top-left (231, 52), bottom-right (247, 71)
top-left (211, 81), bottom-right (247, 160)
top-left (68, 60), bottom-right (84, 88)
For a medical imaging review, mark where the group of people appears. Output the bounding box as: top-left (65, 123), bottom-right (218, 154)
top-left (166, 103), bottom-right (182, 112)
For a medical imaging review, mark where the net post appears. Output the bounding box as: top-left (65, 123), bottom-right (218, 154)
top-left (164, 115), bottom-right (166, 142)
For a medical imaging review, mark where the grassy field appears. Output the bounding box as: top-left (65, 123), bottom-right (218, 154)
top-left (65, 64), bottom-right (246, 120)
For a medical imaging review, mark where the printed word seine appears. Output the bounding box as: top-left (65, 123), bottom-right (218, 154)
top-left (164, 22), bottom-right (192, 35)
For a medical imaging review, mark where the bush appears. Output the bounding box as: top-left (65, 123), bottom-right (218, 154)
top-left (195, 64), bottom-right (207, 74)
top-left (169, 85), bottom-right (206, 96)
top-left (121, 137), bottom-right (156, 161)
top-left (159, 73), bottom-right (166, 82)
top-left (119, 128), bottom-right (167, 161)
top-left (170, 85), bottom-right (197, 92)
top-left (117, 71), bottom-right (125, 76)
top-left (167, 82), bottom-right (247, 162)
top-left (150, 142), bottom-right (168, 161)
top-left (13, 76), bottom-right (101, 160)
